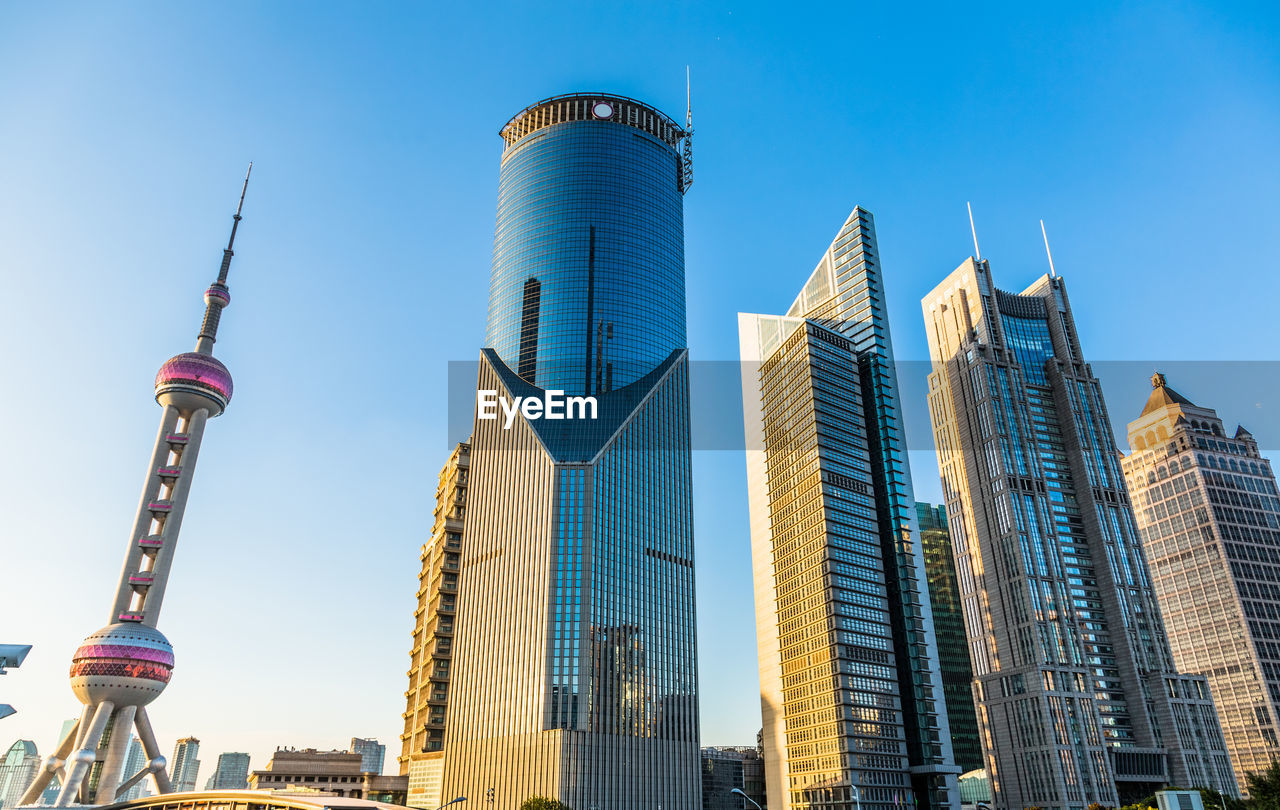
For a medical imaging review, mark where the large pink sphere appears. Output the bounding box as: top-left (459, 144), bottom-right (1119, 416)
top-left (69, 624), bottom-right (174, 707)
top-left (155, 352), bottom-right (233, 413)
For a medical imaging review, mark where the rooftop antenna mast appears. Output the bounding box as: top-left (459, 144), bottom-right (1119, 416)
top-left (1040, 219), bottom-right (1057, 277)
top-left (967, 201), bottom-right (982, 261)
top-left (681, 65), bottom-right (694, 192)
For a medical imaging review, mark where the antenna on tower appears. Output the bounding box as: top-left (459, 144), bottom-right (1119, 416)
top-left (967, 201), bottom-right (981, 261)
top-left (681, 67), bottom-right (694, 193)
top-left (1040, 219), bottom-right (1057, 277)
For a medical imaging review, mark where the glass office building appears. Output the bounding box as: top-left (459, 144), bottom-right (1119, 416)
top-left (445, 93), bottom-right (699, 809)
top-left (918, 503), bottom-right (984, 774)
top-left (739, 208), bottom-right (960, 810)
top-left (921, 259), bottom-right (1237, 810)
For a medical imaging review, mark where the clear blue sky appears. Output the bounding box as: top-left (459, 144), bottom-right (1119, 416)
top-left (2, 0), bottom-right (1278, 777)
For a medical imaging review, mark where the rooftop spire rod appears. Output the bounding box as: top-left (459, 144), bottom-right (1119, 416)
top-left (685, 65), bottom-right (692, 129)
top-left (967, 201), bottom-right (981, 261)
top-left (1040, 218), bottom-right (1057, 277)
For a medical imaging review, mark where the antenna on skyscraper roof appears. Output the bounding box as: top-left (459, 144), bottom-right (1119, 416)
top-left (685, 65), bottom-right (692, 129)
top-left (967, 201), bottom-right (981, 261)
top-left (1040, 219), bottom-right (1057, 277)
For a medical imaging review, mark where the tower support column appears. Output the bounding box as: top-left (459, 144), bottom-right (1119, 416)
top-left (93, 704), bottom-right (137, 803)
top-left (56, 701), bottom-right (114, 807)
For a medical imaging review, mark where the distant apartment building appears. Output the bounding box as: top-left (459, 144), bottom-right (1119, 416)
top-left (701, 746), bottom-right (766, 809)
top-left (204, 752), bottom-right (251, 790)
top-left (1123, 372), bottom-right (1280, 793)
top-left (121, 736), bottom-right (149, 799)
top-left (922, 257), bottom-right (1237, 809)
top-left (248, 748), bottom-right (406, 804)
top-left (740, 208), bottom-right (960, 810)
top-left (918, 503), bottom-right (984, 774)
top-left (0, 740), bottom-right (38, 809)
top-left (349, 739), bottom-right (384, 776)
top-left (400, 441), bottom-right (468, 808)
top-left (171, 737), bottom-right (201, 793)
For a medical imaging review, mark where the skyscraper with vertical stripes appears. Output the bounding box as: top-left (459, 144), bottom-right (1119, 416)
top-left (442, 93), bottom-right (699, 809)
top-left (739, 208), bottom-right (961, 810)
top-left (921, 256), bottom-right (1237, 810)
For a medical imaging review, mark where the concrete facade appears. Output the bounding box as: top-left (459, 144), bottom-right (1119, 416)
top-left (921, 258), bottom-right (1237, 810)
top-left (248, 749), bottom-right (406, 805)
top-left (400, 443), bottom-right (469, 810)
top-left (1122, 373), bottom-right (1280, 793)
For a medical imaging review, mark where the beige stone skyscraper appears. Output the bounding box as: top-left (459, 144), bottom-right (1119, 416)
top-left (1122, 373), bottom-right (1280, 792)
top-left (922, 257), bottom-right (1237, 810)
top-left (400, 441), bottom-right (469, 809)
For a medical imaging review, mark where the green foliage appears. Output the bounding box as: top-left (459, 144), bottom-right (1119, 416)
top-left (519, 797), bottom-right (571, 810)
top-left (1247, 762), bottom-right (1280, 810)
top-left (1087, 802), bottom-right (1111, 810)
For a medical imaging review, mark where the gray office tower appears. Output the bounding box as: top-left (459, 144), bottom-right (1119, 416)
top-left (921, 257), bottom-right (1238, 810)
top-left (740, 208), bottom-right (960, 810)
top-left (443, 93), bottom-right (699, 809)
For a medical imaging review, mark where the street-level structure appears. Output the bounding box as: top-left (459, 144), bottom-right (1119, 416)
top-left (1123, 372), bottom-right (1280, 793)
top-left (444, 92), bottom-right (700, 809)
top-left (18, 168), bottom-right (252, 807)
top-left (922, 256), bottom-right (1237, 809)
top-left (400, 442), bottom-right (468, 809)
top-left (739, 208), bottom-right (961, 810)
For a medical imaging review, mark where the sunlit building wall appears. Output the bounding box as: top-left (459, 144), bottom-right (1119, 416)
top-left (400, 442), bottom-right (469, 809)
top-left (170, 738), bottom-right (201, 793)
top-left (1122, 373), bottom-right (1280, 793)
top-left (443, 93), bottom-right (699, 809)
top-left (921, 259), bottom-right (1237, 810)
top-left (739, 208), bottom-right (960, 810)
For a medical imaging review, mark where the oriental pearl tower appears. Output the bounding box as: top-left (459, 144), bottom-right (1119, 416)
top-left (20, 167), bottom-right (252, 807)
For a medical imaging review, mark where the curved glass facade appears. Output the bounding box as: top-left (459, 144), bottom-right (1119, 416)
top-left (484, 109), bottom-right (687, 395)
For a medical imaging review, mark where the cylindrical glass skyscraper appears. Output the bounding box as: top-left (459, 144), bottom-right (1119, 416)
top-left (445, 93), bottom-right (700, 810)
top-left (484, 93), bottom-right (690, 395)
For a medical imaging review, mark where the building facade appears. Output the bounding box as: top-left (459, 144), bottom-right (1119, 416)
top-left (443, 93), bottom-right (700, 809)
top-left (348, 740), bottom-right (383, 777)
top-left (122, 737), bottom-right (150, 799)
top-left (921, 258), bottom-right (1237, 810)
top-left (1122, 373), bottom-right (1280, 792)
top-left (400, 442), bottom-right (468, 809)
top-left (0, 740), bottom-right (38, 809)
top-left (918, 503), bottom-right (984, 774)
top-left (203, 752), bottom-right (250, 791)
top-left (739, 208), bottom-right (960, 810)
top-left (248, 749), bottom-right (406, 804)
top-left (18, 170), bottom-right (253, 808)
top-left (701, 746), bottom-right (766, 810)
top-left (171, 738), bottom-right (201, 793)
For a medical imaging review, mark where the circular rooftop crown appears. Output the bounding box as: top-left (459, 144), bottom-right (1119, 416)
top-left (499, 92), bottom-right (686, 151)
top-left (70, 623), bottom-right (174, 707)
top-left (155, 352), bottom-right (233, 412)
top-left (205, 284), bottom-right (231, 308)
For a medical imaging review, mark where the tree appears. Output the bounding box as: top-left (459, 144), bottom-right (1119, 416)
top-left (1247, 762), bottom-right (1280, 810)
top-left (519, 797), bottom-right (571, 810)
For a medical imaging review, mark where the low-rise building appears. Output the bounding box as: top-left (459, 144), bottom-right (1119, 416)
top-left (248, 748), bottom-right (406, 805)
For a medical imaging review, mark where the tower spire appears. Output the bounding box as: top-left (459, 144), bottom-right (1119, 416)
top-left (197, 163), bottom-right (252, 353)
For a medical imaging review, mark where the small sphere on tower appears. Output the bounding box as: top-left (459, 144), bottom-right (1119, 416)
top-left (155, 352), bottom-right (233, 415)
top-left (204, 284), bottom-right (231, 308)
top-left (69, 623), bottom-right (174, 707)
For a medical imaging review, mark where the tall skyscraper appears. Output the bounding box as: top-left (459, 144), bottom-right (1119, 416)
top-left (170, 738), bottom-right (201, 793)
top-left (918, 503), bottom-right (984, 774)
top-left (400, 442), bottom-right (468, 809)
top-left (443, 92), bottom-right (699, 809)
top-left (349, 739), bottom-right (384, 776)
top-left (18, 168), bottom-right (252, 808)
top-left (921, 257), bottom-right (1238, 810)
top-left (1122, 372), bottom-right (1280, 792)
top-left (120, 737), bottom-right (147, 799)
top-left (739, 208), bottom-right (960, 810)
top-left (0, 741), bottom-right (38, 809)
top-left (203, 752), bottom-right (250, 790)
